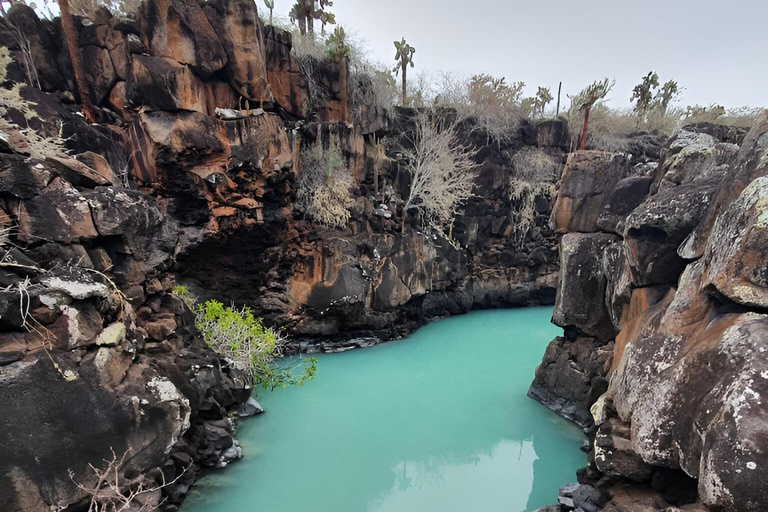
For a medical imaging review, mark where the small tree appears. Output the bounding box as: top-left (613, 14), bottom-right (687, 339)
top-left (290, 0), bottom-right (333, 35)
top-left (573, 78), bottom-right (614, 150)
top-left (631, 72), bottom-right (681, 122)
top-left (264, 0), bottom-right (274, 25)
top-left (393, 38), bottom-right (415, 107)
top-left (401, 110), bottom-right (478, 239)
top-left (58, 0), bottom-right (96, 122)
top-left (631, 71), bottom-right (659, 119)
top-left (318, 11), bottom-right (336, 34)
top-left (534, 86), bottom-right (553, 116)
top-left (653, 79), bottom-right (680, 117)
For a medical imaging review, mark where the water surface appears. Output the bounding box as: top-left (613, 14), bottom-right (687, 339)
top-left (183, 307), bottom-right (585, 512)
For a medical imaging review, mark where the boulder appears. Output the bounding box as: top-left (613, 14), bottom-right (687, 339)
top-left (1, 5), bottom-right (66, 91)
top-left (608, 260), bottom-right (768, 512)
top-left (596, 176), bottom-right (653, 235)
top-left (74, 151), bottom-right (120, 186)
top-left (528, 336), bottom-right (613, 427)
top-left (623, 181), bottom-right (715, 286)
top-left (45, 155), bottom-right (112, 187)
top-left (700, 176), bottom-right (768, 308)
top-left (204, 0), bottom-right (272, 102)
top-left (137, 0), bottom-right (227, 77)
top-left (0, 353), bottom-right (191, 512)
top-left (236, 397), bottom-right (264, 417)
top-left (81, 45), bottom-right (118, 105)
top-left (551, 151), bottom-right (630, 233)
top-left (594, 418), bottom-right (654, 482)
top-left (0, 153), bottom-right (55, 199)
top-left (17, 181), bottom-right (98, 243)
top-left (654, 130), bottom-right (720, 190)
top-left (553, 233), bottom-right (618, 341)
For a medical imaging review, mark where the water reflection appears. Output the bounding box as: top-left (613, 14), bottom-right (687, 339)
top-left (182, 308), bottom-right (585, 512)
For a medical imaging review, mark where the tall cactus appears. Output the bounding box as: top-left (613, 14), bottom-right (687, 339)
top-left (264, 0), bottom-right (274, 25)
top-left (573, 78), bottom-right (614, 150)
top-left (393, 39), bottom-right (415, 107)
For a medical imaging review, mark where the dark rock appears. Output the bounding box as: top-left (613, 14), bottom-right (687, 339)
top-left (623, 181), bottom-right (715, 286)
top-left (236, 397), bottom-right (264, 417)
top-left (596, 176), bottom-right (653, 235)
top-left (528, 336), bottom-right (613, 427)
top-left (553, 233), bottom-right (618, 341)
top-left (536, 119), bottom-right (570, 149)
top-left (594, 418), bottom-right (654, 483)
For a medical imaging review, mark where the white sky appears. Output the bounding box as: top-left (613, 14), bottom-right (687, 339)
top-left (268, 0), bottom-right (767, 110)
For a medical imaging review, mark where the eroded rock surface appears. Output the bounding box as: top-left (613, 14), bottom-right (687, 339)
top-left (531, 115), bottom-right (768, 512)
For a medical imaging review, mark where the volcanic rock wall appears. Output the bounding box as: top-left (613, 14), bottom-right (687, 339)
top-left (0, 0), bottom-right (565, 510)
top-left (530, 118), bottom-right (768, 511)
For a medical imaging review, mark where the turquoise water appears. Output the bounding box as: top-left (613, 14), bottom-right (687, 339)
top-left (182, 307), bottom-right (585, 512)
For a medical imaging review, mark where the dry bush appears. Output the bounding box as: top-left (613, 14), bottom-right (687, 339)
top-left (0, 46), bottom-right (66, 160)
top-left (67, 0), bottom-right (143, 17)
top-left (508, 148), bottom-right (558, 239)
top-left (348, 64), bottom-right (398, 111)
top-left (402, 109), bottom-right (478, 240)
top-left (56, 448), bottom-right (186, 512)
top-left (683, 105), bottom-right (761, 128)
top-left (564, 102), bottom-right (681, 153)
top-left (422, 71), bottom-right (526, 145)
top-left (296, 133), bottom-right (354, 229)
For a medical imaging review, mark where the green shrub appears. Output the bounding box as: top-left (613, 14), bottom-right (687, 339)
top-left (193, 299), bottom-right (317, 391)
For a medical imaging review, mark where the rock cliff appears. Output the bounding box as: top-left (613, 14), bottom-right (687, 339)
top-left (530, 116), bottom-right (768, 511)
top-left (0, 1), bottom-right (563, 509)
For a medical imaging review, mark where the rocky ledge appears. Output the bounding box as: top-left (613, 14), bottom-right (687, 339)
top-left (530, 115), bottom-right (768, 511)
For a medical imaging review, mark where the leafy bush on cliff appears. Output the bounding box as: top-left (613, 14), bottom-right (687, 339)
top-left (194, 299), bottom-right (317, 391)
top-left (296, 135), bottom-right (354, 229)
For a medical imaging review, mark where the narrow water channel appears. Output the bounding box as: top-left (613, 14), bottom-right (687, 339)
top-left (182, 307), bottom-right (585, 512)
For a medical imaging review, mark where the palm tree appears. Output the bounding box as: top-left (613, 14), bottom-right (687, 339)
top-left (58, 0), bottom-right (95, 122)
top-left (573, 78), bottom-right (614, 150)
top-left (393, 39), bottom-right (415, 107)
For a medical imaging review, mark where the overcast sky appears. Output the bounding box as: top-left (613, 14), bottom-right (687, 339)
top-left (269, 0), bottom-right (767, 110)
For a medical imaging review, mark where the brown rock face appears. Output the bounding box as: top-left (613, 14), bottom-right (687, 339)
top-left (128, 54), bottom-right (208, 114)
top-left (550, 151), bottom-right (630, 234)
top-left (265, 25), bottom-right (309, 118)
top-left (138, 0), bottom-right (227, 77)
top-left (204, 0), bottom-right (272, 102)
